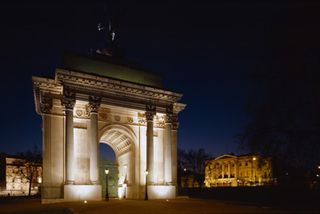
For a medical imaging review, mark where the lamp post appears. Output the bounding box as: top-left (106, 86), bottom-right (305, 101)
top-left (252, 157), bottom-right (256, 185)
top-left (145, 170), bottom-right (149, 200)
top-left (105, 169), bottom-right (109, 201)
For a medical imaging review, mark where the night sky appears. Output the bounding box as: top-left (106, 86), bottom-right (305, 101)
top-left (0, 1), bottom-right (319, 158)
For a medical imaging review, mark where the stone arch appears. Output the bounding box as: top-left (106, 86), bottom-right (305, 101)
top-left (99, 124), bottom-right (136, 198)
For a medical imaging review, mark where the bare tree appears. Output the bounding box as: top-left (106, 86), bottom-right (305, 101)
top-left (15, 145), bottom-right (41, 196)
top-left (178, 148), bottom-right (210, 187)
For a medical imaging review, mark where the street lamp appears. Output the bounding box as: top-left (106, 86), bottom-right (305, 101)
top-left (105, 169), bottom-right (109, 201)
top-left (252, 157), bottom-right (256, 184)
top-left (145, 170), bottom-right (149, 200)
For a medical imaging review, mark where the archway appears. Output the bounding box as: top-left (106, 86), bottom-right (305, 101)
top-left (99, 125), bottom-right (136, 199)
top-left (99, 143), bottom-right (117, 198)
top-left (33, 57), bottom-right (185, 202)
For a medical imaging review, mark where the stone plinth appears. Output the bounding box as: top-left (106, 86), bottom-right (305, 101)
top-left (147, 185), bottom-right (176, 199)
top-left (64, 185), bottom-right (102, 201)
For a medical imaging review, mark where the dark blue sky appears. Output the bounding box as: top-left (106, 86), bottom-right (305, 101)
top-left (0, 1), bottom-right (317, 158)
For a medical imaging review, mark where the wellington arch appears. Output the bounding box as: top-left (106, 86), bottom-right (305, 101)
top-left (32, 53), bottom-right (185, 202)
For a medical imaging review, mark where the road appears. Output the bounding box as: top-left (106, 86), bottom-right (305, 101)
top-left (0, 198), bottom-right (318, 214)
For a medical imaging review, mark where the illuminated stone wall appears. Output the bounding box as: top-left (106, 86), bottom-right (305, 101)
top-left (0, 156), bottom-right (42, 196)
top-left (205, 154), bottom-right (273, 187)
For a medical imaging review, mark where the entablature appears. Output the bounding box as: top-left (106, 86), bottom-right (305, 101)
top-left (33, 69), bottom-right (186, 117)
top-left (55, 68), bottom-right (182, 103)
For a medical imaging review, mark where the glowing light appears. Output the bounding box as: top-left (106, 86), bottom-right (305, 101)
top-left (37, 177), bottom-right (42, 184)
top-left (147, 186), bottom-right (175, 199)
top-left (317, 174), bottom-right (319, 177)
top-left (318, 166), bottom-right (320, 169)
top-left (252, 157), bottom-right (256, 161)
top-left (64, 185), bottom-right (101, 201)
top-left (183, 168), bottom-right (187, 172)
top-left (145, 170), bottom-right (149, 175)
top-left (105, 169), bottom-right (109, 175)
top-left (118, 187), bottom-right (126, 199)
top-left (84, 200), bottom-right (87, 204)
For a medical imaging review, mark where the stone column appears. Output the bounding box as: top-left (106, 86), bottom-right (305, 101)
top-left (222, 163), bottom-right (224, 179)
top-left (171, 113), bottom-right (178, 186)
top-left (88, 96), bottom-right (101, 184)
top-left (164, 106), bottom-right (173, 184)
top-left (146, 105), bottom-right (156, 184)
top-left (62, 89), bottom-right (76, 184)
top-left (40, 93), bottom-right (53, 195)
top-left (228, 163), bottom-right (231, 178)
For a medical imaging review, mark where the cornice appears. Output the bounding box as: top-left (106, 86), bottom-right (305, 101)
top-left (55, 69), bottom-right (182, 103)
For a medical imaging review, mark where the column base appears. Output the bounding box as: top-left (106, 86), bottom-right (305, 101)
top-left (64, 185), bottom-right (102, 201)
top-left (147, 185), bottom-right (176, 199)
top-left (65, 181), bottom-right (75, 185)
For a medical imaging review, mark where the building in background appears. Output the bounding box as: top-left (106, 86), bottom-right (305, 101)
top-left (0, 154), bottom-right (42, 196)
top-left (205, 154), bottom-right (273, 187)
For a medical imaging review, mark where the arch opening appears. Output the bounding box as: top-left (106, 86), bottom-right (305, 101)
top-left (99, 143), bottom-right (118, 198)
top-left (99, 125), bottom-right (136, 199)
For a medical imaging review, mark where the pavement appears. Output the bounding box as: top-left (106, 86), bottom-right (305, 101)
top-left (0, 198), bottom-right (318, 214)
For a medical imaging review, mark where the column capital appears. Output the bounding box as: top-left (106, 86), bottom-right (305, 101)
top-left (145, 104), bottom-right (156, 121)
top-left (40, 93), bottom-right (53, 114)
top-left (171, 113), bottom-right (179, 130)
top-left (165, 104), bottom-right (174, 124)
top-left (62, 88), bottom-right (76, 110)
top-left (62, 98), bottom-right (75, 110)
top-left (88, 96), bottom-right (101, 113)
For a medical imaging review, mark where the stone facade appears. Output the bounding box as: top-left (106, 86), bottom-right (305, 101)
top-left (205, 154), bottom-right (273, 187)
top-left (32, 53), bottom-right (185, 202)
top-left (0, 155), bottom-right (42, 196)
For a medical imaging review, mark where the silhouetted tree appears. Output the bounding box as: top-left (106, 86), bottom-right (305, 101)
top-left (15, 145), bottom-right (41, 196)
top-left (239, 6), bottom-right (320, 186)
top-left (178, 148), bottom-right (209, 187)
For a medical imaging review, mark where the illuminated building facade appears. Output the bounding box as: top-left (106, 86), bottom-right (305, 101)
top-left (32, 53), bottom-right (185, 202)
top-left (205, 154), bottom-right (273, 187)
top-left (0, 154), bottom-right (42, 196)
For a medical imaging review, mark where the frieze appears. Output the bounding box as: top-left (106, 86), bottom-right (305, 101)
top-left (114, 115), bottom-right (121, 122)
top-left (99, 112), bottom-right (108, 121)
top-left (138, 113), bottom-right (146, 126)
top-left (74, 108), bottom-right (90, 119)
top-left (155, 115), bottom-right (165, 128)
top-left (127, 117), bottom-right (133, 124)
top-left (56, 70), bottom-right (182, 103)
